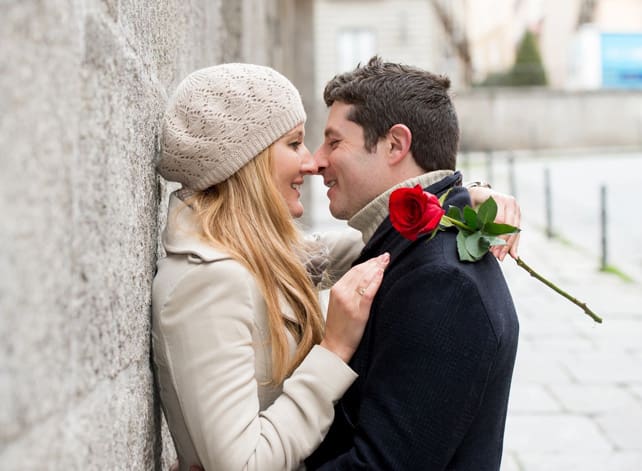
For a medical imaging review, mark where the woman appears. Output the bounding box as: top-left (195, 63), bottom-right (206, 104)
top-left (152, 63), bottom-right (388, 471)
top-left (152, 63), bottom-right (520, 471)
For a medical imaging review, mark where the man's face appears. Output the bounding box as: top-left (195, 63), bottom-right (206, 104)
top-left (313, 102), bottom-right (386, 220)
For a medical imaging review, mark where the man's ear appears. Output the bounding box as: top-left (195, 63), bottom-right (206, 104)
top-left (386, 124), bottom-right (412, 166)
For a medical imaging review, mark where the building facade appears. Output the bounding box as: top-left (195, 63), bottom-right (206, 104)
top-left (313, 0), bottom-right (642, 90)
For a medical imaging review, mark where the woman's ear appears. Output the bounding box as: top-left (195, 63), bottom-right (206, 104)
top-left (386, 124), bottom-right (412, 166)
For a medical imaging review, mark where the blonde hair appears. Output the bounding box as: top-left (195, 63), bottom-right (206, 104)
top-left (186, 147), bottom-right (325, 384)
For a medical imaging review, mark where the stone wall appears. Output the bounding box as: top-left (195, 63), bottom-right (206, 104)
top-left (0, 0), bottom-right (309, 468)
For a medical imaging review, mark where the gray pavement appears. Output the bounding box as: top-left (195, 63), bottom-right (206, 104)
top-left (471, 150), bottom-right (642, 470)
top-left (499, 220), bottom-right (642, 471)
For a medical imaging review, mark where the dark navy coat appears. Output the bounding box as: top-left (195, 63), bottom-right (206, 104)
top-left (307, 173), bottom-right (519, 471)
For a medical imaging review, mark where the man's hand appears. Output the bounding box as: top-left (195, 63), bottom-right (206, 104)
top-left (468, 186), bottom-right (521, 261)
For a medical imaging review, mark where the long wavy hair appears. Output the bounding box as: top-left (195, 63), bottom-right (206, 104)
top-left (185, 147), bottom-right (325, 384)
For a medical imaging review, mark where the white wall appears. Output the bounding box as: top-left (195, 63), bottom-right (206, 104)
top-left (455, 88), bottom-right (642, 151)
top-left (596, 0), bottom-right (642, 31)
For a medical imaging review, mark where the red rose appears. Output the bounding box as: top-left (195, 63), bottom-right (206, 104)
top-left (389, 185), bottom-right (445, 241)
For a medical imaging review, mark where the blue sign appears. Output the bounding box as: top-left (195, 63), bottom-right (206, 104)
top-left (601, 33), bottom-right (642, 88)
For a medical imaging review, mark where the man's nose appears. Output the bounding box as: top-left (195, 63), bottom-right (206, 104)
top-left (312, 146), bottom-right (327, 172)
top-left (300, 145), bottom-right (319, 175)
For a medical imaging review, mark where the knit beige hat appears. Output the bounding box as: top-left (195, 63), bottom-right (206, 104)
top-left (158, 63), bottom-right (306, 190)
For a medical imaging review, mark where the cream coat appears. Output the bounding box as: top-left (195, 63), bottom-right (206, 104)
top-left (152, 194), bottom-right (363, 471)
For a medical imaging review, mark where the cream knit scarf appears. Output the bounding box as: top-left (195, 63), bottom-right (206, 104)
top-left (348, 170), bottom-right (455, 244)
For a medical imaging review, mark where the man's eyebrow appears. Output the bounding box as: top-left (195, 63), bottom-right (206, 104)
top-left (324, 127), bottom-right (340, 139)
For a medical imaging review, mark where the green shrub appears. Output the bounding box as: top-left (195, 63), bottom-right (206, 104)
top-left (476, 30), bottom-right (548, 87)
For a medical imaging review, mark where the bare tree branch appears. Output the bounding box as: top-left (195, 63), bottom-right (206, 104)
top-left (577, 0), bottom-right (598, 26)
top-left (429, 0), bottom-right (473, 85)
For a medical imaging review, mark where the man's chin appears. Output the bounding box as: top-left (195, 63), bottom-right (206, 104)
top-left (328, 204), bottom-right (350, 221)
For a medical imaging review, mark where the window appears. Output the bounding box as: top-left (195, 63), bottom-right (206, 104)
top-left (337, 29), bottom-right (376, 72)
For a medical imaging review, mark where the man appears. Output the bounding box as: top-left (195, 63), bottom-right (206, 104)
top-left (305, 56), bottom-right (519, 470)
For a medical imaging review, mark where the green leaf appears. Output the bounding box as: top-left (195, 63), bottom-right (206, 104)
top-left (464, 232), bottom-right (487, 260)
top-left (440, 218), bottom-right (454, 228)
top-left (483, 222), bottom-right (520, 236)
top-left (438, 188), bottom-right (453, 206)
top-left (463, 206), bottom-right (479, 230)
top-left (456, 231), bottom-right (477, 262)
top-left (482, 235), bottom-right (507, 247)
top-left (477, 197), bottom-right (498, 225)
top-left (479, 236), bottom-right (492, 251)
top-left (444, 215), bottom-right (475, 232)
top-left (426, 227), bottom-right (440, 242)
top-left (447, 206), bottom-right (463, 222)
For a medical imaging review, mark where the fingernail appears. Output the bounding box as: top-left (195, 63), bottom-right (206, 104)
top-left (379, 253), bottom-right (390, 264)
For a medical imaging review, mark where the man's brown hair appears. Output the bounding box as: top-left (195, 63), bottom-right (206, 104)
top-left (323, 56), bottom-right (459, 171)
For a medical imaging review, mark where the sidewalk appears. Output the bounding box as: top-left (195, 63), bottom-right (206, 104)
top-left (499, 222), bottom-right (642, 471)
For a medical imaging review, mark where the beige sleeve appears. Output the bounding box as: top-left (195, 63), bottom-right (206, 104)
top-left (311, 229), bottom-right (364, 289)
top-left (157, 260), bottom-right (357, 471)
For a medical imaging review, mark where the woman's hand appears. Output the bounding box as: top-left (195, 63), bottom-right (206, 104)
top-left (468, 186), bottom-right (521, 261)
top-left (321, 253), bottom-right (390, 363)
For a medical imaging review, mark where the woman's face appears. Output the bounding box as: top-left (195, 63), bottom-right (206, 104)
top-left (271, 124), bottom-right (318, 218)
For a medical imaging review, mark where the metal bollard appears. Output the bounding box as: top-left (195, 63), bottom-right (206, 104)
top-left (600, 185), bottom-right (608, 270)
top-left (508, 153), bottom-right (517, 199)
top-left (545, 167), bottom-right (553, 238)
top-left (486, 151), bottom-right (493, 184)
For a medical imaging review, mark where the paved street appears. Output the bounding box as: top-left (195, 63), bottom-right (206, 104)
top-left (307, 150), bottom-right (642, 470)
top-left (465, 150), bottom-right (642, 470)
top-left (462, 150), bottom-right (642, 283)
top-left (500, 219), bottom-right (642, 470)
